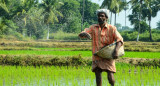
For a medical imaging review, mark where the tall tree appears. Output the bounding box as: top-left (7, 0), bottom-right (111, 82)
top-left (26, 7), bottom-right (45, 39)
top-left (142, 0), bottom-right (160, 41)
top-left (157, 20), bottom-right (160, 29)
top-left (0, 0), bottom-right (9, 35)
top-left (58, 0), bottom-right (81, 33)
top-left (0, 0), bottom-right (9, 13)
top-left (101, 0), bottom-right (126, 25)
top-left (40, 0), bottom-right (63, 39)
top-left (123, 0), bottom-right (129, 29)
top-left (129, 0), bottom-right (160, 41)
top-left (129, 0), bottom-right (147, 41)
top-left (15, 0), bottom-right (36, 37)
top-left (79, 0), bottom-right (99, 26)
top-left (101, 0), bottom-right (114, 24)
top-left (111, 0), bottom-right (126, 25)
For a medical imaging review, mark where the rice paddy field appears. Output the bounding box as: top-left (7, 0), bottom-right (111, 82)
top-left (0, 50), bottom-right (160, 58)
top-left (0, 41), bottom-right (160, 86)
top-left (0, 64), bottom-right (160, 86)
top-left (0, 49), bottom-right (159, 58)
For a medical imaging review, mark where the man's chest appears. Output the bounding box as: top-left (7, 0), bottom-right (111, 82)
top-left (92, 27), bottom-right (114, 39)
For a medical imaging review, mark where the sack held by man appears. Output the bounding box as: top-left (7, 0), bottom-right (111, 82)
top-left (95, 42), bottom-right (124, 59)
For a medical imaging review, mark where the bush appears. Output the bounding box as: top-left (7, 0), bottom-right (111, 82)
top-left (50, 30), bottom-right (79, 40)
top-left (120, 30), bottom-right (160, 42)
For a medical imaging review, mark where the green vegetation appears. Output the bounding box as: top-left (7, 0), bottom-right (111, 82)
top-left (0, 41), bottom-right (160, 67)
top-left (0, 0), bottom-right (99, 40)
top-left (0, 41), bottom-right (159, 85)
top-left (122, 51), bottom-right (160, 58)
top-left (121, 29), bottom-right (160, 42)
top-left (0, 64), bottom-right (160, 86)
top-left (0, 50), bottom-right (91, 57)
top-left (0, 0), bottom-right (160, 41)
top-left (0, 0), bottom-right (160, 85)
top-left (50, 30), bottom-right (79, 40)
top-left (0, 50), bottom-right (160, 59)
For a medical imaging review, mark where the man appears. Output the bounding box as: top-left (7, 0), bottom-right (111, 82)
top-left (79, 9), bottom-right (123, 86)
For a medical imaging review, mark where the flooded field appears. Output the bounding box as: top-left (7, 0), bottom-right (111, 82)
top-left (0, 64), bottom-right (159, 86)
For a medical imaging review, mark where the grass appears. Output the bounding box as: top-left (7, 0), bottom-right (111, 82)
top-left (0, 40), bottom-right (160, 86)
top-left (0, 50), bottom-right (160, 58)
top-left (122, 51), bottom-right (160, 58)
top-left (0, 50), bottom-right (92, 57)
top-left (0, 64), bottom-right (160, 86)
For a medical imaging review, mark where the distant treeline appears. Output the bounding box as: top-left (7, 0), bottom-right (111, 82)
top-left (120, 29), bottom-right (160, 42)
top-left (0, 0), bottom-right (160, 41)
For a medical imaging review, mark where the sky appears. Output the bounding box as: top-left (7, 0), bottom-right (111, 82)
top-left (90, 0), bottom-right (160, 28)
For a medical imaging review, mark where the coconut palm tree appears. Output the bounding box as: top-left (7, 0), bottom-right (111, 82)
top-left (129, 0), bottom-right (145, 41)
top-left (143, 0), bottom-right (159, 41)
top-left (101, 0), bottom-right (126, 25)
top-left (111, 0), bottom-right (126, 25)
top-left (0, 0), bottom-right (9, 13)
top-left (41, 0), bottom-right (63, 39)
top-left (130, 0), bottom-right (160, 41)
top-left (16, 0), bottom-right (36, 37)
top-left (101, 0), bottom-right (112, 24)
top-left (123, 0), bottom-right (129, 29)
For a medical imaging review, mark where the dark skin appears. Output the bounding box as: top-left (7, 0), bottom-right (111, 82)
top-left (79, 12), bottom-right (122, 86)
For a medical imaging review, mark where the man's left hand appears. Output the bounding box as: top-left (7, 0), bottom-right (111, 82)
top-left (112, 42), bottom-right (122, 59)
top-left (112, 50), bottom-right (118, 59)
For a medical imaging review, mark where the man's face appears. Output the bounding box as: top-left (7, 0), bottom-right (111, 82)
top-left (98, 12), bottom-right (108, 24)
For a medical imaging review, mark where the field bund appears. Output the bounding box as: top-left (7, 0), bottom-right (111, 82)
top-left (0, 41), bottom-right (160, 66)
top-left (0, 41), bottom-right (160, 86)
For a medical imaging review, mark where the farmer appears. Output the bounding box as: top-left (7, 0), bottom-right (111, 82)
top-left (78, 9), bottom-right (123, 86)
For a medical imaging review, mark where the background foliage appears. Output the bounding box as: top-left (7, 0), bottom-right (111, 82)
top-left (0, 0), bottom-right (160, 41)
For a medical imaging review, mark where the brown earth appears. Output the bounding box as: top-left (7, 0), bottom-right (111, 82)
top-left (116, 58), bottom-right (154, 65)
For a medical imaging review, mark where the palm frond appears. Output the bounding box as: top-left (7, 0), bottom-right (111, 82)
top-left (0, 2), bottom-right (9, 13)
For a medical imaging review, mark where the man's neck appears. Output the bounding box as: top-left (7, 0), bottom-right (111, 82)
top-left (99, 22), bottom-right (106, 29)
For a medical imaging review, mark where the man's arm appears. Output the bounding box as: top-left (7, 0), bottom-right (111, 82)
top-left (78, 28), bottom-right (92, 39)
top-left (78, 32), bottom-right (91, 39)
top-left (112, 42), bottom-right (122, 59)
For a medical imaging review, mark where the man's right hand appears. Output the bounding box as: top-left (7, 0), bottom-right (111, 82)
top-left (78, 32), bottom-right (91, 39)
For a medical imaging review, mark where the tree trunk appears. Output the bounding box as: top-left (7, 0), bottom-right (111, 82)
top-left (30, 31), bottom-right (32, 38)
top-left (114, 13), bottom-right (116, 25)
top-left (47, 25), bottom-right (50, 40)
top-left (110, 12), bottom-right (112, 24)
top-left (125, 9), bottom-right (126, 29)
top-left (137, 18), bottom-right (140, 42)
top-left (22, 28), bottom-right (25, 37)
top-left (137, 1), bottom-right (142, 42)
top-left (149, 18), bottom-right (153, 41)
top-left (81, 0), bottom-right (85, 32)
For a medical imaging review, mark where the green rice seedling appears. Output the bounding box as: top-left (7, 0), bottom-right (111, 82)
top-left (0, 50), bottom-right (92, 57)
top-left (0, 64), bottom-right (160, 86)
top-left (0, 49), bottom-right (160, 59)
top-left (122, 51), bottom-right (160, 58)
